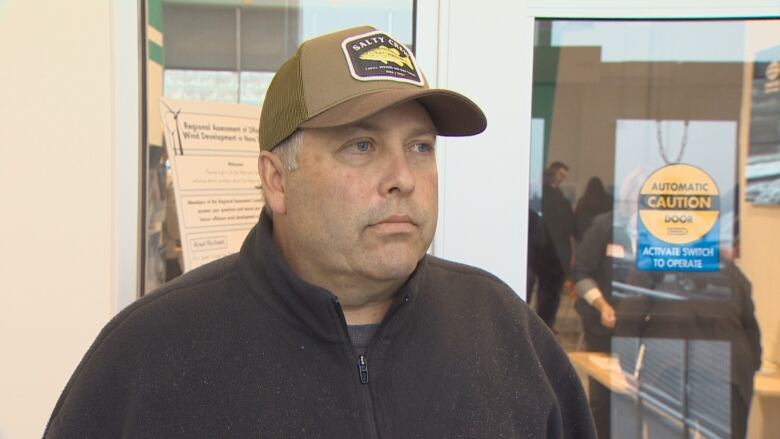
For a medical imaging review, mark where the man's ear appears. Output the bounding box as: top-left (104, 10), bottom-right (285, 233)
top-left (258, 151), bottom-right (287, 214)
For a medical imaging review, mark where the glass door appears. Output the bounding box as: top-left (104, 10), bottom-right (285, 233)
top-left (528, 18), bottom-right (780, 439)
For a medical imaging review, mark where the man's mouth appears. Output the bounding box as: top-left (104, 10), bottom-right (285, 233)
top-left (369, 214), bottom-right (417, 233)
top-left (375, 214), bottom-right (414, 225)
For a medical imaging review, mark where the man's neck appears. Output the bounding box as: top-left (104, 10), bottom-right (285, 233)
top-left (340, 296), bottom-right (395, 325)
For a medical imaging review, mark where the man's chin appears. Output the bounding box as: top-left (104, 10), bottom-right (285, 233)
top-left (364, 253), bottom-right (424, 281)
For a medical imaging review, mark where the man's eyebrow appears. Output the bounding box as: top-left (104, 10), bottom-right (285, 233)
top-left (409, 127), bottom-right (439, 138)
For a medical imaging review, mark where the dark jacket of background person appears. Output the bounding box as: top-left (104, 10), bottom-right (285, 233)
top-left (572, 212), bottom-right (658, 340)
top-left (542, 180), bottom-right (575, 275)
top-left (530, 174), bottom-right (576, 328)
top-left (45, 211), bottom-right (596, 439)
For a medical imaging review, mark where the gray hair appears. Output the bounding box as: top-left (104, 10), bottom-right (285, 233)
top-left (271, 130), bottom-right (304, 172)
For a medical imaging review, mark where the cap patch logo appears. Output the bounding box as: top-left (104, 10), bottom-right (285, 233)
top-left (360, 46), bottom-right (414, 70)
top-left (341, 30), bottom-right (424, 86)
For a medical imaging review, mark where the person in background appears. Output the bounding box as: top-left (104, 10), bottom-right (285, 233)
top-left (532, 161), bottom-right (575, 330)
top-left (574, 176), bottom-right (612, 243)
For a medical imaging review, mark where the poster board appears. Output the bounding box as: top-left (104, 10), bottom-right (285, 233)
top-left (160, 98), bottom-right (263, 271)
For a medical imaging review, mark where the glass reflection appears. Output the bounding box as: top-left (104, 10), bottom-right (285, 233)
top-left (530, 19), bottom-right (778, 438)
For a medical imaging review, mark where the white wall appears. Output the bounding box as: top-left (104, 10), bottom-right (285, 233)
top-left (426, 0), bottom-right (533, 298)
top-left (0, 1), bottom-right (120, 437)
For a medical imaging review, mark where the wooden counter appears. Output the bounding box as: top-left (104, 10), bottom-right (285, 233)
top-left (568, 351), bottom-right (780, 397)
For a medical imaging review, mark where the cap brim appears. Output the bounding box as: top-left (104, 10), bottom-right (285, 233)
top-left (299, 88), bottom-right (487, 137)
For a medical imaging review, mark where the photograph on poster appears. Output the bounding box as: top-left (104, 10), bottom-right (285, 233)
top-left (746, 45), bottom-right (780, 205)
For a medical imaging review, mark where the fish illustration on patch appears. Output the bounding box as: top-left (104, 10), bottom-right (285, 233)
top-left (359, 45), bottom-right (415, 70)
top-left (342, 30), bottom-right (424, 86)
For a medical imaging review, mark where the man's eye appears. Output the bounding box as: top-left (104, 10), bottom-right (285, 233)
top-left (352, 141), bottom-right (372, 152)
top-left (411, 143), bottom-right (433, 153)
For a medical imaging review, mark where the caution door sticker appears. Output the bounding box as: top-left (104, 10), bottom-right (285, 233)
top-left (637, 164), bottom-right (720, 272)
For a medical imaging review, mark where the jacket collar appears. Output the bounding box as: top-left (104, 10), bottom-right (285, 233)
top-left (237, 209), bottom-right (426, 343)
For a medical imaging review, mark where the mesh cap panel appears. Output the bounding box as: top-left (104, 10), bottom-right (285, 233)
top-left (260, 53), bottom-right (307, 151)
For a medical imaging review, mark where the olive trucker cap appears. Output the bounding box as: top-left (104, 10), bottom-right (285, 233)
top-left (259, 26), bottom-right (487, 151)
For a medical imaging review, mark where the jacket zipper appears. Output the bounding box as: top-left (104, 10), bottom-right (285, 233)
top-left (358, 354), bottom-right (369, 384)
top-left (333, 293), bottom-right (410, 438)
top-left (332, 298), bottom-right (381, 439)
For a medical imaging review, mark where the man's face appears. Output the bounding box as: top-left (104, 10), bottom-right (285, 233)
top-left (277, 101), bottom-right (438, 294)
top-left (553, 167), bottom-right (568, 188)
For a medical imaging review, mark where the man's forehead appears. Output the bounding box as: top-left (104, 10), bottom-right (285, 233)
top-left (315, 102), bottom-right (438, 138)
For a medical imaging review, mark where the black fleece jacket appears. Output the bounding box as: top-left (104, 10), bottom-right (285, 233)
top-left (45, 212), bottom-right (595, 438)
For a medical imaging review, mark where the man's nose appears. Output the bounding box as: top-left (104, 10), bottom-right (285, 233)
top-left (379, 149), bottom-right (416, 196)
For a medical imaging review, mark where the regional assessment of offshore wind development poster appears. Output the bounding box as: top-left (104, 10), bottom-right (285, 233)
top-left (160, 98), bottom-right (263, 272)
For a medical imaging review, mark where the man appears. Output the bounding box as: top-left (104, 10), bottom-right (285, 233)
top-left (45, 27), bottom-right (595, 438)
top-left (531, 161), bottom-right (575, 329)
